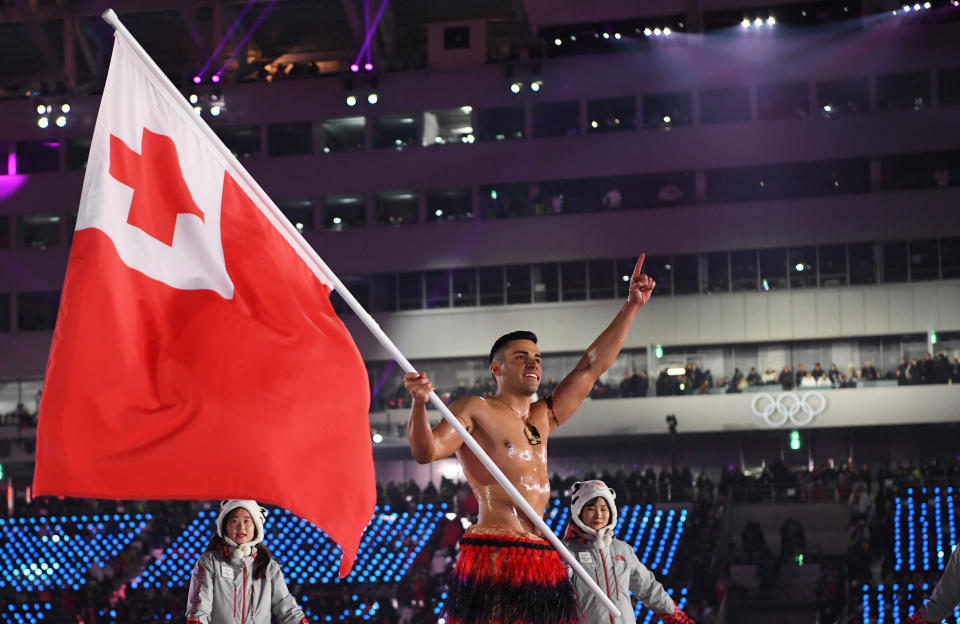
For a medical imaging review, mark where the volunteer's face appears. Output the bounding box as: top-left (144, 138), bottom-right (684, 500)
top-left (580, 497), bottom-right (611, 530)
top-left (225, 508), bottom-right (255, 544)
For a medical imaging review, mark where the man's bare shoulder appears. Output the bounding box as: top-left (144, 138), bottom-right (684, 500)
top-left (449, 395), bottom-right (493, 418)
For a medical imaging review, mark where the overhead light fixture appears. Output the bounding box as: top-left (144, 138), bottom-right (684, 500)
top-left (509, 82), bottom-right (522, 94)
top-left (364, 62), bottom-right (374, 71)
top-left (530, 80), bottom-right (542, 92)
top-left (346, 94), bottom-right (357, 107)
top-left (367, 92), bottom-right (378, 105)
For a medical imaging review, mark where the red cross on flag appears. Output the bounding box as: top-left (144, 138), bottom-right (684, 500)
top-left (33, 29), bottom-right (374, 577)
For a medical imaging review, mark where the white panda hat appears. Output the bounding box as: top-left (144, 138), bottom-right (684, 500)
top-left (570, 480), bottom-right (617, 548)
top-left (216, 500), bottom-right (267, 560)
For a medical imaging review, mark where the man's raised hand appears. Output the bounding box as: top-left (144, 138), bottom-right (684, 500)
top-left (627, 253), bottom-right (656, 307)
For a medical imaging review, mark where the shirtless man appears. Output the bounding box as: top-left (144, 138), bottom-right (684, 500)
top-left (405, 255), bottom-right (670, 624)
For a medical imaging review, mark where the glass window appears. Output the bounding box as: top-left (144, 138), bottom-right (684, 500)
top-left (65, 137), bottom-right (91, 171)
top-left (319, 116), bottom-right (365, 153)
top-left (909, 239), bottom-right (939, 281)
top-left (425, 270), bottom-right (451, 308)
top-left (538, 178), bottom-right (602, 215)
top-left (939, 68), bottom-right (960, 106)
top-left (700, 87), bottom-right (750, 124)
top-left (532, 101), bottom-right (580, 138)
top-left (372, 115), bottom-right (417, 150)
top-left (323, 195), bottom-right (365, 230)
top-left (788, 246), bottom-right (817, 288)
top-left (423, 107), bottom-right (474, 146)
top-left (731, 250), bottom-right (758, 292)
top-left (702, 252), bottom-right (729, 293)
top-left (780, 158), bottom-right (871, 198)
top-left (532, 263), bottom-right (559, 303)
top-left (17, 214), bottom-right (60, 249)
top-left (267, 121), bottom-right (312, 156)
top-left (0, 216), bottom-right (9, 248)
top-left (588, 259), bottom-right (615, 299)
top-left (818, 244), bottom-right (847, 287)
top-left (375, 191), bottom-right (418, 226)
top-left (427, 188), bottom-right (472, 222)
top-left (759, 248), bottom-right (787, 291)
top-left (505, 264), bottom-right (531, 304)
top-left (673, 254), bottom-right (699, 295)
top-left (849, 243), bottom-right (878, 285)
top-left (477, 106), bottom-right (524, 141)
top-left (881, 150), bottom-right (959, 191)
top-left (17, 290), bottom-right (60, 331)
top-left (216, 126), bottom-right (261, 159)
top-left (643, 92), bottom-right (693, 129)
top-left (331, 274), bottom-right (369, 316)
top-left (941, 237), bottom-right (960, 279)
top-left (480, 183), bottom-right (530, 219)
top-left (758, 82), bottom-right (809, 120)
top-left (15, 140), bottom-right (59, 173)
top-left (586, 96), bottom-right (636, 133)
top-left (877, 71), bottom-right (930, 111)
top-left (561, 261), bottom-right (587, 301)
top-left (452, 268), bottom-right (477, 307)
top-left (278, 199), bottom-right (314, 232)
top-left (881, 241), bottom-right (908, 283)
top-left (371, 274), bottom-right (397, 311)
top-left (0, 293), bottom-right (9, 332)
top-left (479, 266), bottom-right (505, 306)
top-left (642, 255), bottom-right (673, 296)
top-left (705, 164), bottom-right (781, 203)
top-left (817, 77), bottom-right (869, 116)
top-left (398, 272), bottom-right (423, 310)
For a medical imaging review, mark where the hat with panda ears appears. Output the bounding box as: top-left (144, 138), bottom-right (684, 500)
top-left (216, 500), bottom-right (267, 548)
top-left (570, 480), bottom-right (617, 548)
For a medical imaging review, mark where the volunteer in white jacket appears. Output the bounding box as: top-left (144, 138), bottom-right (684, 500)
top-left (562, 481), bottom-right (695, 624)
top-left (186, 500), bottom-right (308, 624)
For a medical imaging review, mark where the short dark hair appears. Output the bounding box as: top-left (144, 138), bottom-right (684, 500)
top-left (489, 330), bottom-right (538, 364)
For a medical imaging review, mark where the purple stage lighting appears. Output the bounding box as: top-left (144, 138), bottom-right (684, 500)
top-left (193, 75), bottom-right (202, 84)
top-left (351, 63), bottom-right (360, 72)
top-left (211, 74), bottom-right (221, 84)
top-left (364, 62), bottom-right (374, 71)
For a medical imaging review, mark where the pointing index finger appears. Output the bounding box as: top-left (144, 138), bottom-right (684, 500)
top-left (633, 253), bottom-right (646, 278)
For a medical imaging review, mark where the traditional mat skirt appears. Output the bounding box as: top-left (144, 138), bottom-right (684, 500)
top-left (445, 532), bottom-right (580, 624)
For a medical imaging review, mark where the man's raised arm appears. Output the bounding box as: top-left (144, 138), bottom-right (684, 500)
top-left (547, 254), bottom-right (655, 429)
top-left (405, 371), bottom-right (471, 464)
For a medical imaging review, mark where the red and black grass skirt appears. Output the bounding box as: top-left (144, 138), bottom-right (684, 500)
top-left (445, 532), bottom-right (580, 624)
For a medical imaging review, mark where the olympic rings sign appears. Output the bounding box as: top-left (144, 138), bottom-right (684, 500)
top-left (749, 391), bottom-right (827, 428)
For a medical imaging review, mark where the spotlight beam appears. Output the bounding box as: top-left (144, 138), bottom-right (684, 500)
top-left (352, 0), bottom-right (390, 69)
top-left (197, 0), bottom-right (257, 82)
top-left (215, 0), bottom-right (279, 78)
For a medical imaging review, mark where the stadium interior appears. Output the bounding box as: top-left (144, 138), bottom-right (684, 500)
top-left (1, 0), bottom-right (960, 622)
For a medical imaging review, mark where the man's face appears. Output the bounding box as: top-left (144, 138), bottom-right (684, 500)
top-left (491, 339), bottom-right (541, 393)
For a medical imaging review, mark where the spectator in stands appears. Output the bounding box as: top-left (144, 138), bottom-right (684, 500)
top-left (909, 358), bottom-right (922, 385)
top-left (779, 366), bottom-right (794, 390)
top-left (811, 363), bottom-right (825, 381)
top-left (896, 358), bottom-right (910, 386)
top-left (726, 369), bottom-right (744, 394)
top-left (746, 367), bottom-right (762, 386)
top-left (934, 353), bottom-right (951, 383)
top-left (562, 480), bottom-right (694, 624)
top-left (827, 363), bottom-right (844, 386)
top-left (921, 353), bottom-right (935, 384)
top-left (860, 361), bottom-right (879, 381)
top-left (186, 500), bottom-right (307, 624)
top-left (794, 364), bottom-right (807, 388)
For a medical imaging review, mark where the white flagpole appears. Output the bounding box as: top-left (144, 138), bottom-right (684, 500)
top-left (100, 9), bottom-right (621, 617)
